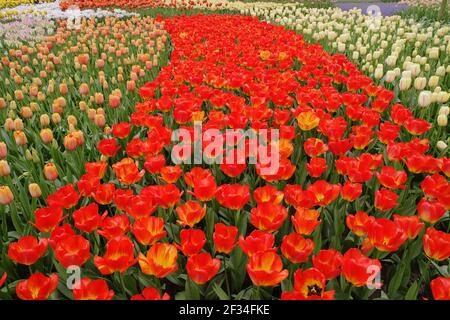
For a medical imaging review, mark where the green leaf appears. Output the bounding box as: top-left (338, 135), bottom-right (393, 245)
top-left (212, 283), bottom-right (230, 300)
top-left (404, 281), bottom-right (419, 300)
top-left (185, 278), bottom-right (200, 300)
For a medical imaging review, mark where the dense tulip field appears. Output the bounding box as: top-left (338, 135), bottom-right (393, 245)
top-left (0, 0), bottom-right (449, 301)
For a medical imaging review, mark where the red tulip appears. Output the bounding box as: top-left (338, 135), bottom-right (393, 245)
top-left (93, 183), bottom-right (115, 205)
top-left (72, 278), bottom-right (114, 300)
top-left (366, 218), bottom-right (408, 252)
top-left (346, 211), bottom-right (375, 237)
top-left (281, 233), bottom-right (314, 264)
top-left (72, 203), bottom-right (105, 233)
top-left (239, 230), bottom-right (275, 256)
top-left (131, 216), bottom-right (166, 246)
top-left (112, 158), bottom-right (144, 185)
top-left (340, 181), bottom-right (362, 202)
top-left (8, 236), bottom-right (48, 265)
top-left (176, 229), bottom-right (206, 257)
top-left (374, 188), bottom-right (398, 211)
top-left (176, 200), bottom-right (206, 227)
top-left (282, 268), bottom-right (334, 300)
top-left (417, 198), bottom-right (446, 224)
top-left (342, 248), bottom-right (381, 287)
top-left (250, 202), bottom-right (288, 233)
top-left (393, 215), bottom-right (424, 240)
top-left (423, 227), bottom-right (450, 261)
top-left (97, 214), bottom-right (130, 240)
top-left (138, 243), bottom-right (178, 278)
top-left (246, 250), bottom-right (288, 287)
top-left (131, 287), bottom-right (170, 300)
top-left (98, 138), bottom-right (121, 157)
top-left (94, 235), bottom-right (137, 274)
top-left (46, 184), bottom-right (79, 209)
top-left (54, 234), bottom-right (90, 268)
top-left (430, 277), bottom-right (450, 300)
top-left (186, 253), bottom-right (221, 285)
top-left (312, 249), bottom-right (343, 280)
top-left (291, 207), bottom-right (321, 235)
top-left (33, 205), bottom-right (66, 233)
top-left (253, 185), bottom-right (283, 205)
top-left (213, 223), bottom-right (238, 254)
top-left (16, 273), bottom-right (58, 300)
top-left (215, 184), bottom-right (250, 210)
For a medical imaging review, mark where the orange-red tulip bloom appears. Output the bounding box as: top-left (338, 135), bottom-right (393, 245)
top-left (246, 250), bottom-right (288, 287)
top-left (8, 236), bottom-right (48, 265)
top-left (138, 243), bottom-right (178, 278)
top-left (16, 273), bottom-right (58, 300)
top-left (186, 252), bottom-right (221, 285)
top-left (72, 278), bottom-right (114, 300)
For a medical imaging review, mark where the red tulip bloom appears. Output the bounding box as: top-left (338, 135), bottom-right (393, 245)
top-left (281, 233), bottom-right (314, 264)
top-left (154, 184), bottom-right (182, 208)
top-left (250, 203), bottom-right (288, 233)
top-left (98, 138), bottom-right (121, 157)
top-left (132, 216), bottom-right (166, 246)
top-left (186, 253), bottom-right (221, 285)
top-left (126, 195), bottom-right (157, 220)
top-left (312, 249), bottom-right (343, 280)
top-left (93, 183), bottom-right (115, 205)
top-left (8, 236), bottom-right (48, 265)
top-left (216, 184), bottom-right (251, 210)
top-left (404, 118), bottom-right (431, 136)
top-left (213, 223), bottom-right (238, 254)
top-left (376, 166), bottom-right (407, 189)
top-left (306, 180), bottom-right (340, 207)
top-left (366, 218), bottom-right (408, 252)
top-left (54, 234), bottom-right (90, 268)
top-left (246, 250), bottom-right (288, 287)
top-left (85, 161), bottom-right (108, 179)
top-left (306, 158), bottom-right (327, 178)
top-left (282, 268), bottom-right (334, 300)
top-left (112, 158), bottom-right (144, 185)
top-left (72, 203), bottom-right (105, 233)
top-left (16, 273), bottom-right (58, 300)
top-left (303, 138), bottom-right (328, 157)
top-left (346, 211), bottom-right (375, 237)
top-left (76, 174), bottom-right (101, 197)
top-left (97, 214), bottom-right (130, 240)
top-left (131, 287), bottom-right (170, 300)
top-left (342, 248), bottom-right (381, 287)
top-left (423, 227), bottom-right (450, 261)
top-left (184, 167), bottom-right (217, 202)
top-left (0, 273), bottom-right (6, 288)
top-left (176, 229), bottom-right (206, 257)
top-left (46, 184), bottom-right (79, 209)
top-left (112, 122), bottom-right (131, 139)
top-left (49, 224), bottom-right (76, 249)
top-left (33, 205), bottom-right (66, 233)
top-left (160, 165), bottom-right (183, 183)
top-left (374, 188), bottom-right (398, 211)
top-left (291, 208), bottom-right (321, 235)
top-left (113, 189), bottom-right (133, 211)
top-left (253, 185), bottom-right (283, 205)
top-left (94, 235), bottom-right (137, 274)
top-left (239, 230), bottom-right (275, 256)
top-left (72, 278), bottom-right (114, 300)
top-left (144, 154), bottom-right (166, 174)
top-left (176, 200), bottom-right (206, 227)
top-left (138, 243), bottom-right (178, 278)
top-left (417, 198), bottom-right (446, 224)
top-left (283, 184), bottom-right (315, 209)
top-left (393, 215), bottom-right (424, 240)
top-left (430, 277), bottom-right (450, 300)
top-left (341, 181), bottom-right (362, 202)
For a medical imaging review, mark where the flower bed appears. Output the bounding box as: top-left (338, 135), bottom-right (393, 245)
top-left (0, 12), bottom-right (448, 300)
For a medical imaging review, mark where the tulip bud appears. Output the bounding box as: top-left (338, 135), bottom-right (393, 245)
top-left (13, 118), bottom-right (23, 131)
top-left (437, 141), bottom-right (448, 151)
top-left (418, 91), bottom-right (432, 107)
top-left (25, 149), bottom-right (33, 161)
top-left (40, 114), bottom-right (50, 127)
top-left (67, 115), bottom-right (77, 127)
top-left (0, 186), bottom-right (14, 205)
top-left (94, 114), bottom-right (106, 128)
top-left (414, 77), bottom-right (426, 90)
top-left (439, 106), bottom-right (449, 116)
top-left (28, 183), bottom-right (42, 198)
top-left (40, 128), bottom-right (53, 144)
top-left (0, 142), bottom-right (7, 159)
top-left (44, 163), bottom-right (58, 181)
top-left (64, 134), bottom-right (78, 151)
top-left (399, 77), bottom-right (412, 91)
top-left (0, 160), bottom-right (11, 177)
top-left (437, 114), bottom-right (448, 127)
top-left (51, 113), bottom-right (61, 125)
top-left (428, 76), bottom-right (439, 88)
top-left (14, 131), bottom-right (27, 145)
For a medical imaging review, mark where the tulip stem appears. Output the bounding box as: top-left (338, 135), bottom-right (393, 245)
top-left (119, 272), bottom-right (127, 299)
top-left (224, 259), bottom-right (231, 298)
